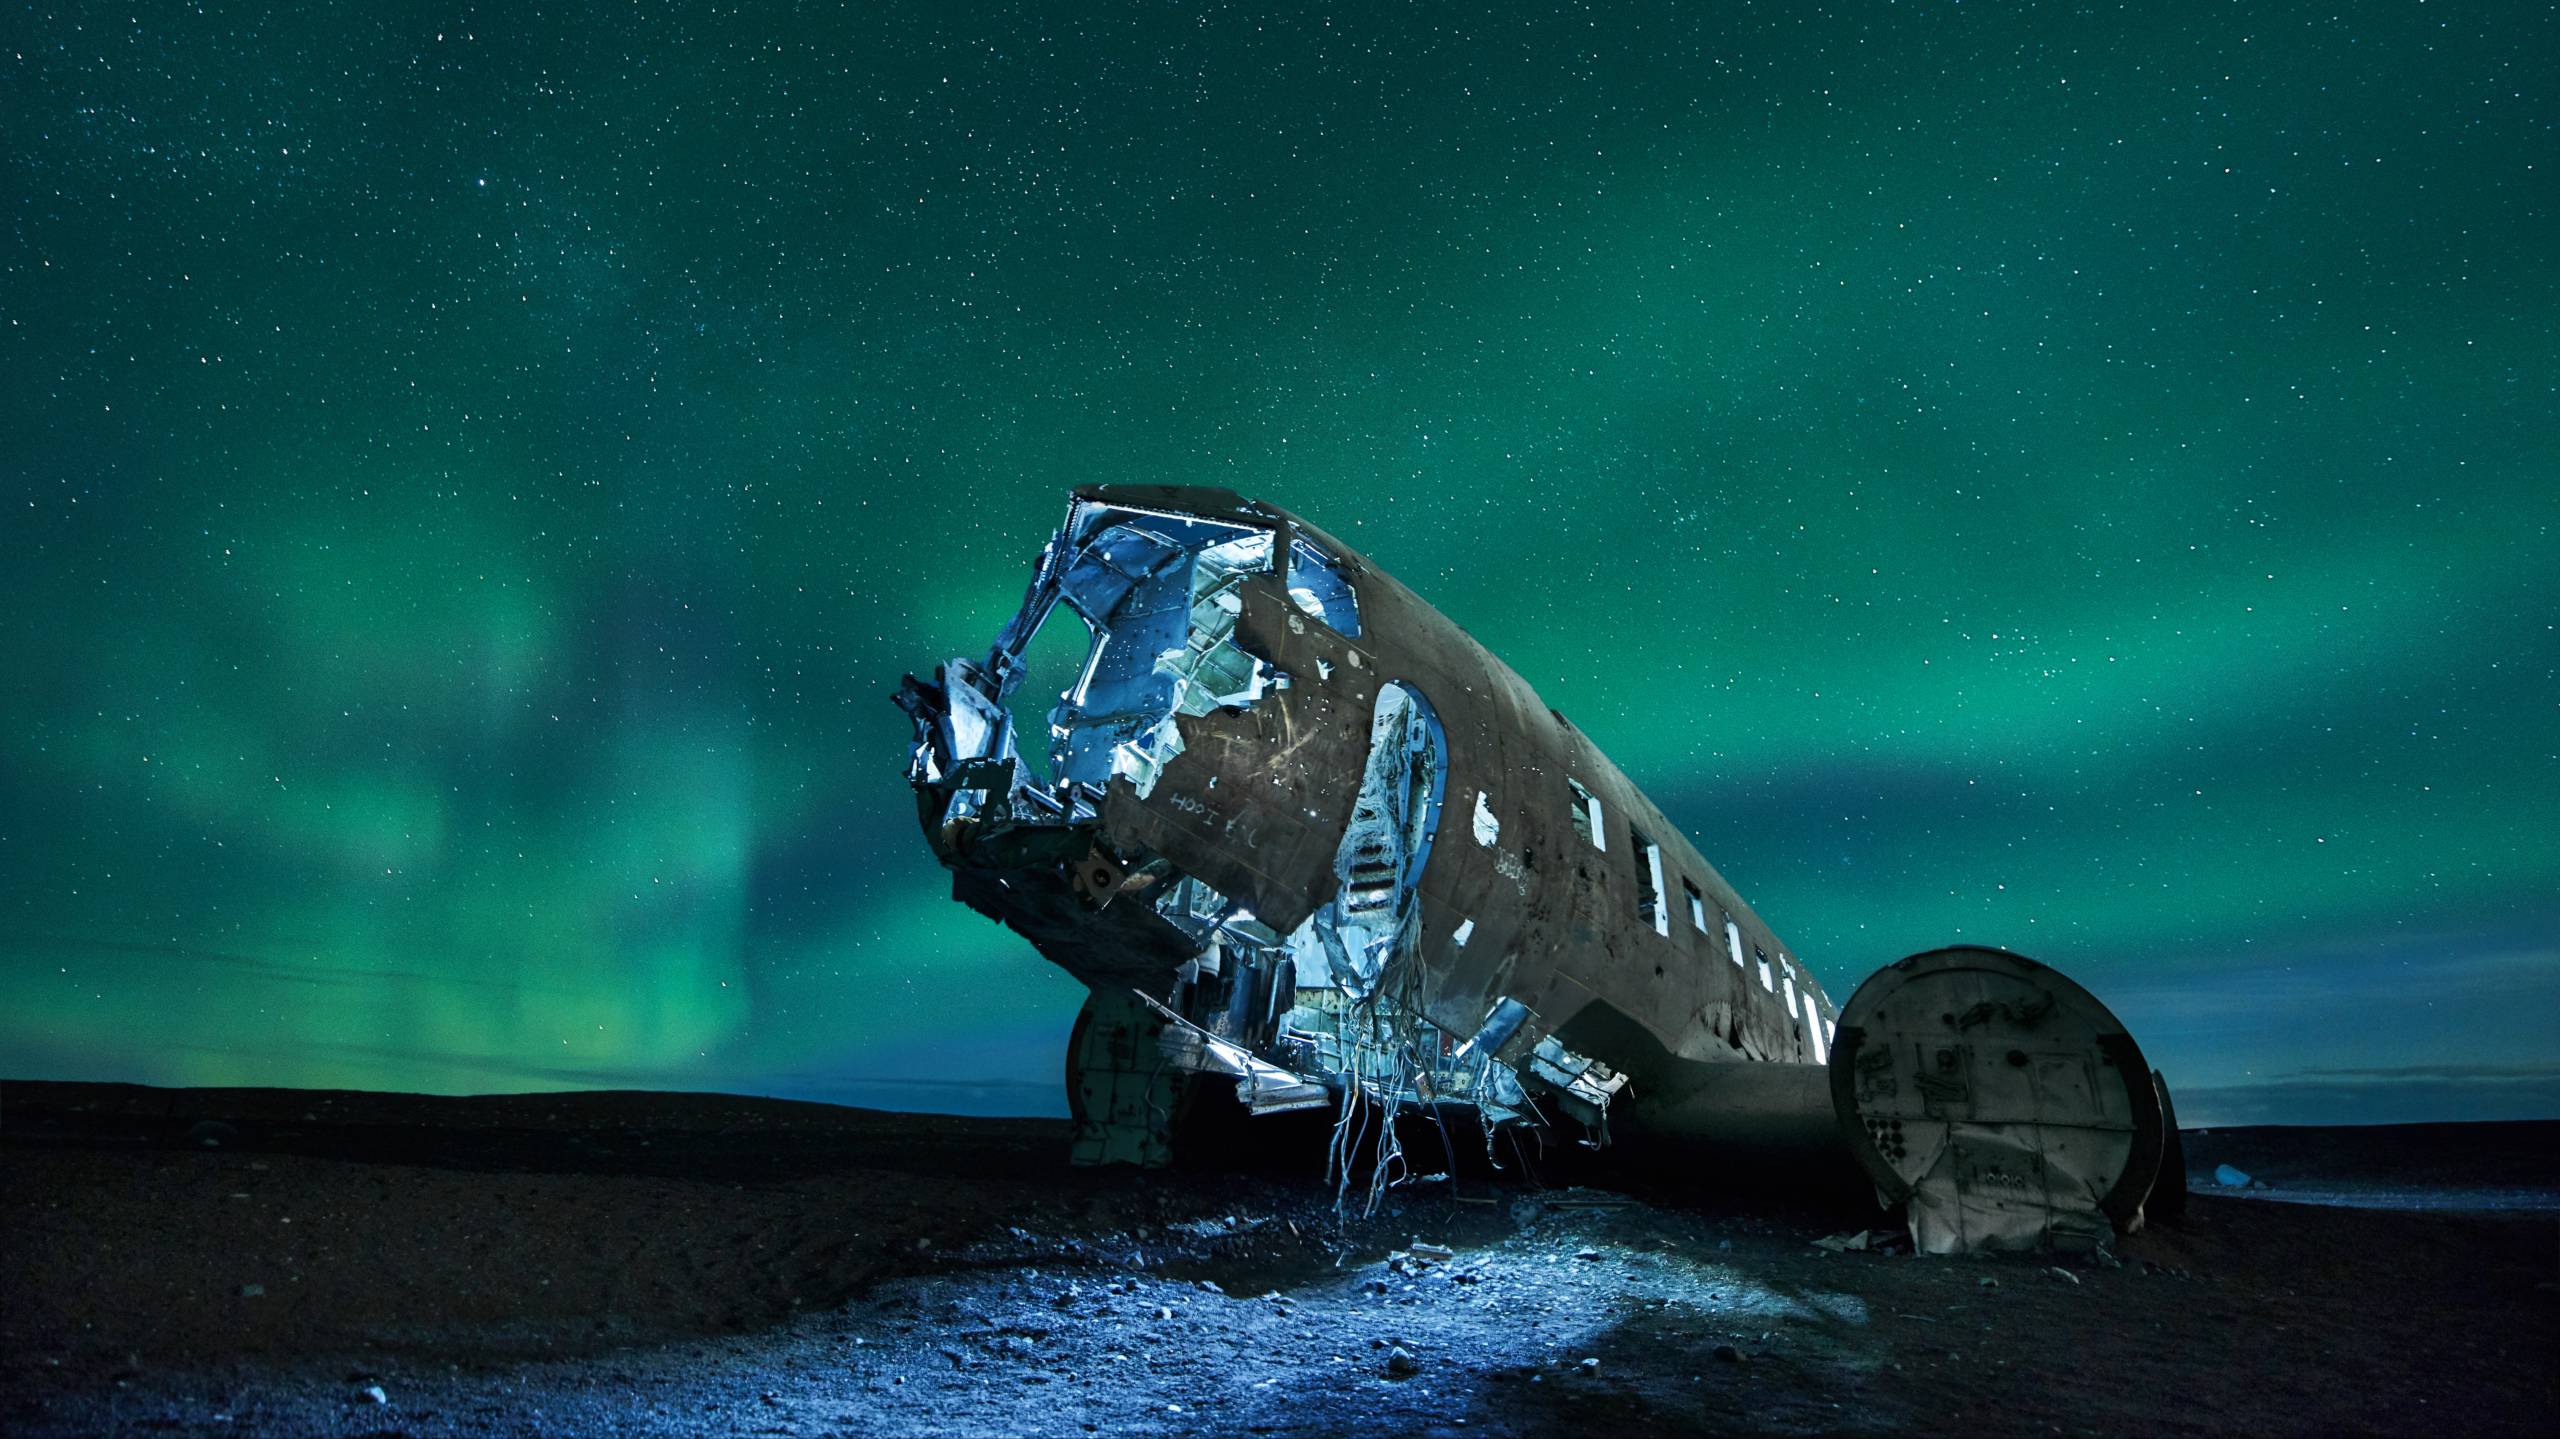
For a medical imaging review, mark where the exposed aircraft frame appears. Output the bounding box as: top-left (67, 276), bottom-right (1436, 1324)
top-left (897, 486), bottom-right (2179, 1252)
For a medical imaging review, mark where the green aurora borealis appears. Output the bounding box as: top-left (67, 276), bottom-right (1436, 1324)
top-left (5, 2), bottom-right (2554, 1124)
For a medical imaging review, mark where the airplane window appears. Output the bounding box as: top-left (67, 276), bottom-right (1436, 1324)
top-left (1286, 535), bottom-right (1362, 637)
top-left (1724, 915), bottom-right (1745, 968)
top-left (1805, 1002), bottom-right (1828, 1064)
top-left (1685, 881), bottom-right (1707, 933)
top-left (1754, 946), bottom-right (1775, 993)
top-left (1631, 829), bottom-right (1669, 937)
top-left (1567, 779), bottom-right (1604, 851)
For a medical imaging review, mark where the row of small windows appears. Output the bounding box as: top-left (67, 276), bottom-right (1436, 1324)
top-left (1561, 775), bottom-right (1832, 1060)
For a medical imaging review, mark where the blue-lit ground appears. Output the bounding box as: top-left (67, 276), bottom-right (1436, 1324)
top-left (6, 1084), bottom-right (2554, 1437)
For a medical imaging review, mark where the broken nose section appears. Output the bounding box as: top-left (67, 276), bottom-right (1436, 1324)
top-left (898, 493), bottom-right (1567, 1188)
top-left (890, 493), bottom-right (1314, 996)
top-left (891, 654), bottom-right (1190, 993)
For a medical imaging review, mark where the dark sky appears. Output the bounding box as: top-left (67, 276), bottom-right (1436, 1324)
top-left (5, 2), bottom-right (2553, 1126)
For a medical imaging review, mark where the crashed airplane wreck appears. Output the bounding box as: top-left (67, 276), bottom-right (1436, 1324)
top-left (896, 486), bottom-right (2184, 1254)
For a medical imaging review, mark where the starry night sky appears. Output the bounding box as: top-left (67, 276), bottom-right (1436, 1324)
top-left (6, 2), bottom-right (2554, 1126)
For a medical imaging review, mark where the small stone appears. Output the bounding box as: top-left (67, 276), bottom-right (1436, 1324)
top-left (2047, 1266), bottom-right (2081, 1286)
top-left (237, 1284), bottom-right (265, 1298)
top-left (358, 1385), bottom-right (387, 1405)
top-left (1977, 1277), bottom-right (1999, 1291)
top-left (1712, 1344), bottom-right (1742, 1363)
top-left (1385, 1346), bottom-right (1420, 1378)
top-left (1576, 1357), bottom-right (1601, 1376)
top-left (1153, 1306), bottom-right (1175, 1321)
top-left (1574, 1248), bottom-right (1603, 1261)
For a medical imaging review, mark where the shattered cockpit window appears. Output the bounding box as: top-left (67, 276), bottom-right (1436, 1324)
top-left (1045, 515), bottom-right (1279, 797)
top-left (906, 500), bottom-right (1289, 826)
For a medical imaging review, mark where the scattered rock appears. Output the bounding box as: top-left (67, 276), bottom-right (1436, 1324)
top-left (357, 1385), bottom-right (387, 1406)
top-left (1409, 1241), bottom-right (1455, 1263)
top-left (2047, 1266), bottom-right (2081, 1286)
top-left (1712, 1344), bottom-right (1742, 1363)
top-left (1385, 1345), bottom-right (1420, 1378)
top-left (185, 1120), bottom-right (238, 1149)
top-left (1576, 1357), bottom-right (1601, 1376)
top-left (237, 1284), bottom-right (265, 1298)
top-left (1573, 1248), bottom-right (1603, 1261)
top-left (2213, 1163), bottom-right (2256, 1189)
top-left (1977, 1277), bottom-right (1999, 1291)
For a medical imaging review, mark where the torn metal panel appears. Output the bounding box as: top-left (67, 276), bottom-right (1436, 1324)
top-left (1138, 992), bottom-right (1334, 1116)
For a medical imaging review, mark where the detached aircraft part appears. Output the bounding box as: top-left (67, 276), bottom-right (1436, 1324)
top-left (895, 486), bottom-right (2184, 1254)
top-left (1829, 947), bottom-right (2165, 1254)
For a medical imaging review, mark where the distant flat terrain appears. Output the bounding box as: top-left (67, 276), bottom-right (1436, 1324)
top-left (4, 1081), bottom-right (2553, 1437)
top-left (2181, 1119), bottom-right (2560, 1211)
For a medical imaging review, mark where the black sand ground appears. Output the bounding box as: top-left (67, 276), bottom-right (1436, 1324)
top-left (3, 1081), bottom-right (2553, 1437)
